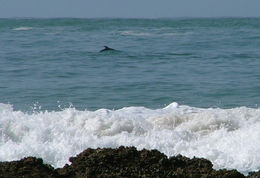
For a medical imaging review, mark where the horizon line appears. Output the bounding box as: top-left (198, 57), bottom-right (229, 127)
top-left (1, 16), bottom-right (260, 20)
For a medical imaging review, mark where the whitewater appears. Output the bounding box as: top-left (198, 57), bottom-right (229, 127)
top-left (0, 102), bottom-right (259, 174)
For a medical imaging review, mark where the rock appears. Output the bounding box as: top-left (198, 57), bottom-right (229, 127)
top-left (58, 146), bottom-right (245, 178)
top-left (0, 146), bottom-right (251, 177)
top-left (0, 157), bottom-right (60, 178)
top-left (247, 170), bottom-right (260, 178)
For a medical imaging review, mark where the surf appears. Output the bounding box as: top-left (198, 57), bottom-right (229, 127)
top-left (0, 102), bottom-right (260, 174)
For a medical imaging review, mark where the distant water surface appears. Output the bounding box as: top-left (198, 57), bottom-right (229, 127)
top-left (0, 18), bottom-right (260, 111)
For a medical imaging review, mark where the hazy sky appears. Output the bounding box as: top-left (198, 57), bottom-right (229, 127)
top-left (0, 0), bottom-right (260, 18)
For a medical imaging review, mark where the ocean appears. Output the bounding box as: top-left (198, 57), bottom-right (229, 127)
top-left (0, 18), bottom-right (260, 174)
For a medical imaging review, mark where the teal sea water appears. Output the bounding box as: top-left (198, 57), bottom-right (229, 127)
top-left (1, 18), bottom-right (260, 111)
top-left (1, 18), bottom-right (260, 174)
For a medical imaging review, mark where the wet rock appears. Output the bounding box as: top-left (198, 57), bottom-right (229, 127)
top-left (0, 146), bottom-right (251, 177)
top-left (58, 146), bottom-right (245, 178)
top-left (247, 170), bottom-right (260, 178)
top-left (0, 157), bottom-right (60, 178)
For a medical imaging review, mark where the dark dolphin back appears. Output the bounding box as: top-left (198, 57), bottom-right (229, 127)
top-left (100, 46), bottom-right (115, 52)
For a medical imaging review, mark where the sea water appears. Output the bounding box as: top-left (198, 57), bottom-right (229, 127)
top-left (0, 18), bottom-right (260, 174)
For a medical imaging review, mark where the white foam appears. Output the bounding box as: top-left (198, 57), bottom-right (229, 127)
top-left (13, 27), bottom-right (33, 31)
top-left (120, 31), bottom-right (153, 36)
top-left (0, 102), bottom-right (260, 174)
top-left (119, 30), bottom-right (193, 37)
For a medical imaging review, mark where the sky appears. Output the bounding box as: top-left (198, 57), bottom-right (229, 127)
top-left (0, 0), bottom-right (260, 18)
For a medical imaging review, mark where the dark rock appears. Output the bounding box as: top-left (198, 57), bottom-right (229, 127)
top-left (58, 146), bottom-right (245, 178)
top-left (0, 157), bottom-right (61, 178)
top-left (0, 146), bottom-right (252, 177)
top-left (247, 170), bottom-right (260, 178)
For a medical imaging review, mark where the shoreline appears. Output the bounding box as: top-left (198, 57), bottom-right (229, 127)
top-left (0, 146), bottom-right (259, 177)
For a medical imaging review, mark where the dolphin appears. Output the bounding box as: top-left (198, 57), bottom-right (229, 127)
top-left (100, 46), bottom-right (115, 52)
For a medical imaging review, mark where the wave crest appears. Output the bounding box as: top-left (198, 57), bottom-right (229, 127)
top-left (13, 27), bottom-right (33, 31)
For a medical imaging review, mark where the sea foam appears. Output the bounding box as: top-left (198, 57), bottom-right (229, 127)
top-left (13, 27), bottom-right (33, 31)
top-left (0, 102), bottom-right (260, 174)
top-left (119, 30), bottom-right (192, 37)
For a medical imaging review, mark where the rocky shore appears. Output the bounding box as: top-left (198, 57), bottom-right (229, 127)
top-left (0, 146), bottom-right (259, 177)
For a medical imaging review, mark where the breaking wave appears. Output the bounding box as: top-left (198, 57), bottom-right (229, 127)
top-left (0, 102), bottom-right (259, 174)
